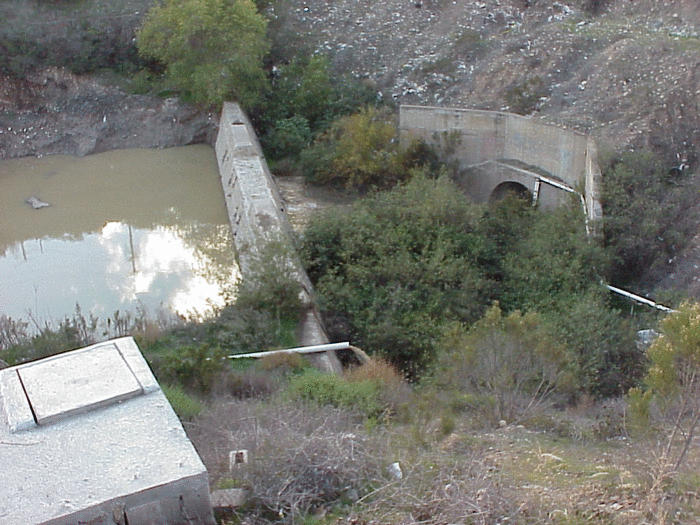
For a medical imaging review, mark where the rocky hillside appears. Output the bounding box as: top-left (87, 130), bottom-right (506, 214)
top-left (274, 0), bottom-right (698, 164)
top-left (272, 0), bottom-right (700, 298)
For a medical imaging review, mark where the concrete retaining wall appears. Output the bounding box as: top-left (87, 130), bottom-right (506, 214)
top-left (215, 103), bottom-right (340, 373)
top-left (399, 105), bottom-right (602, 221)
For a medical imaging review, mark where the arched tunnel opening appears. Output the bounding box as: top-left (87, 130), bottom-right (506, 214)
top-left (489, 181), bottom-right (532, 204)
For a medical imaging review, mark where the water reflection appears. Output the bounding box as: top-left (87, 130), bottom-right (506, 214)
top-left (0, 145), bottom-right (239, 325)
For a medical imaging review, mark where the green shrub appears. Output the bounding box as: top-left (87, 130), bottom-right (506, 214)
top-left (263, 115), bottom-right (312, 160)
top-left (628, 301), bottom-right (700, 472)
top-left (433, 305), bottom-right (570, 425)
top-left (301, 106), bottom-right (402, 190)
top-left (137, 0), bottom-right (269, 108)
top-left (500, 200), bottom-right (609, 313)
top-left (287, 370), bottom-right (384, 418)
top-left (236, 237), bottom-right (303, 324)
top-left (162, 383), bottom-right (203, 420)
top-left (601, 150), bottom-right (698, 287)
top-left (151, 343), bottom-right (225, 394)
top-left (302, 174), bottom-right (490, 376)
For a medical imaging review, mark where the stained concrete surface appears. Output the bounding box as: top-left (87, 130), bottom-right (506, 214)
top-left (215, 102), bottom-right (342, 373)
top-left (399, 105), bottom-right (602, 221)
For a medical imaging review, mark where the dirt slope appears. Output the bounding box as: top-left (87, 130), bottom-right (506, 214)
top-left (1, 0), bottom-right (698, 296)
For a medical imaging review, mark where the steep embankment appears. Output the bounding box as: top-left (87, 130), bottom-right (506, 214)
top-left (1, 0), bottom-right (698, 294)
top-left (0, 68), bottom-right (216, 158)
top-left (271, 0), bottom-right (700, 297)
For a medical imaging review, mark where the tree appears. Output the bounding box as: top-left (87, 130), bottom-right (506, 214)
top-left (301, 174), bottom-right (491, 375)
top-left (137, 0), bottom-right (269, 108)
top-left (629, 301), bottom-right (700, 475)
top-left (601, 151), bottom-right (697, 287)
top-left (300, 106), bottom-right (402, 189)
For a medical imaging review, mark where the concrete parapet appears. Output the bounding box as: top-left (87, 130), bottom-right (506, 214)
top-left (399, 105), bottom-right (602, 222)
top-left (0, 337), bottom-right (215, 525)
top-left (215, 102), bottom-right (341, 373)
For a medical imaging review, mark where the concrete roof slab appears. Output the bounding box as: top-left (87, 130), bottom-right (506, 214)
top-left (17, 343), bottom-right (143, 425)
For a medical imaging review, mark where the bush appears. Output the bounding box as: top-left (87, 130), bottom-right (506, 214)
top-left (258, 351), bottom-right (308, 373)
top-left (188, 400), bottom-right (386, 521)
top-left (263, 115), bottom-right (312, 160)
top-left (151, 343), bottom-right (225, 394)
top-left (302, 174), bottom-right (491, 376)
top-left (137, 0), bottom-right (269, 108)
top-left (602, 150), bottom-right (698, 287)
top-left (217, 366), bottom-right (284, 399)
top-left (545, 291), bottom-right (640, 398)
top-left (433, 304), bottom-right (571, 425)
top-left (628, 301), bottom-right (700, 474)
top-left (500, 200), bottom-right (609, 313)
top-left (345, 357), bottom-right (404, 386)
top-left (287, 370), bottom-right (384, 419)
top-left (504, 76), bottom-right (547, 114)
top-left (235, 236), bottom-right (304, 335)
top-left (300, 106), bottom-right (402, 189)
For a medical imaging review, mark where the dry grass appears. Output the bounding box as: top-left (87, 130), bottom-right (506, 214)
top-left (186, 394), bottom-right (699, 524)
top-left (344, 358), bottom-right (404, 386)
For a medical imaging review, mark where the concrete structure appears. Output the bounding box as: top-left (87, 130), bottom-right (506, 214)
top-left (399, 105), bottom-right (603, 221)
top-left (215, 102), bottom-right (341, 373)
top-left (0, 337), bottom-right (214, 525)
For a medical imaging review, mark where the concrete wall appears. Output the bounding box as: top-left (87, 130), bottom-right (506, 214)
top-left (215, 103), bottom-right (340, 373)
top-left (399, 105), bottom-right (602, 221)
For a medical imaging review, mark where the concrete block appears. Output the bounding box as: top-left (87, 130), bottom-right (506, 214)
top-left (229, 449), bottom-right (249, 468)
top-left (17, 343), bottom-right (142, 425)
top-left (0, 369), bottom-right (35, 432)
top-left (0, 337), bottom-right (215, 525)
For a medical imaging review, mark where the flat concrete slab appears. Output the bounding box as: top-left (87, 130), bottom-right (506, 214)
top-left (18, 343), bottom-right (142, 425)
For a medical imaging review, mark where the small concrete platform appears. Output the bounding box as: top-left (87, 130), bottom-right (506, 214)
top-left (0, 337), bottom-right (214, 525)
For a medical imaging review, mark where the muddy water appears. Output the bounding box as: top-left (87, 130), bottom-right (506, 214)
top-left (0, 145), bottom-right (239, 325)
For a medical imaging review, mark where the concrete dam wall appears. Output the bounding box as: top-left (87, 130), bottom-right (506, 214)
top-left (215, 102), bottom-right (340, 373)
top-left (399, 105), bottom-right (603, 221)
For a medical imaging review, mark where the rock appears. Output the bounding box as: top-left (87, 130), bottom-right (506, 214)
top-left (26, 196), bottom-right (50, 209)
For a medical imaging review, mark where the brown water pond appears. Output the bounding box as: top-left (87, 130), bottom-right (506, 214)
top-left (0, 145), bottom-right (239, 327)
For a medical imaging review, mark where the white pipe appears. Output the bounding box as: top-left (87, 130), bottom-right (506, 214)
top-left (228, 342), bottom-right (351, 360)
top-left (605, 285), bottom-right (675, 312)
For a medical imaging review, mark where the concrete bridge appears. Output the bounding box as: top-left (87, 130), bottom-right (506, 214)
top-left (399, 105), bottom-right (603, 222)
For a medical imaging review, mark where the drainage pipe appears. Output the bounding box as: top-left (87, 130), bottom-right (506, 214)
top-left (228, 342), bottom-right (352, 360)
